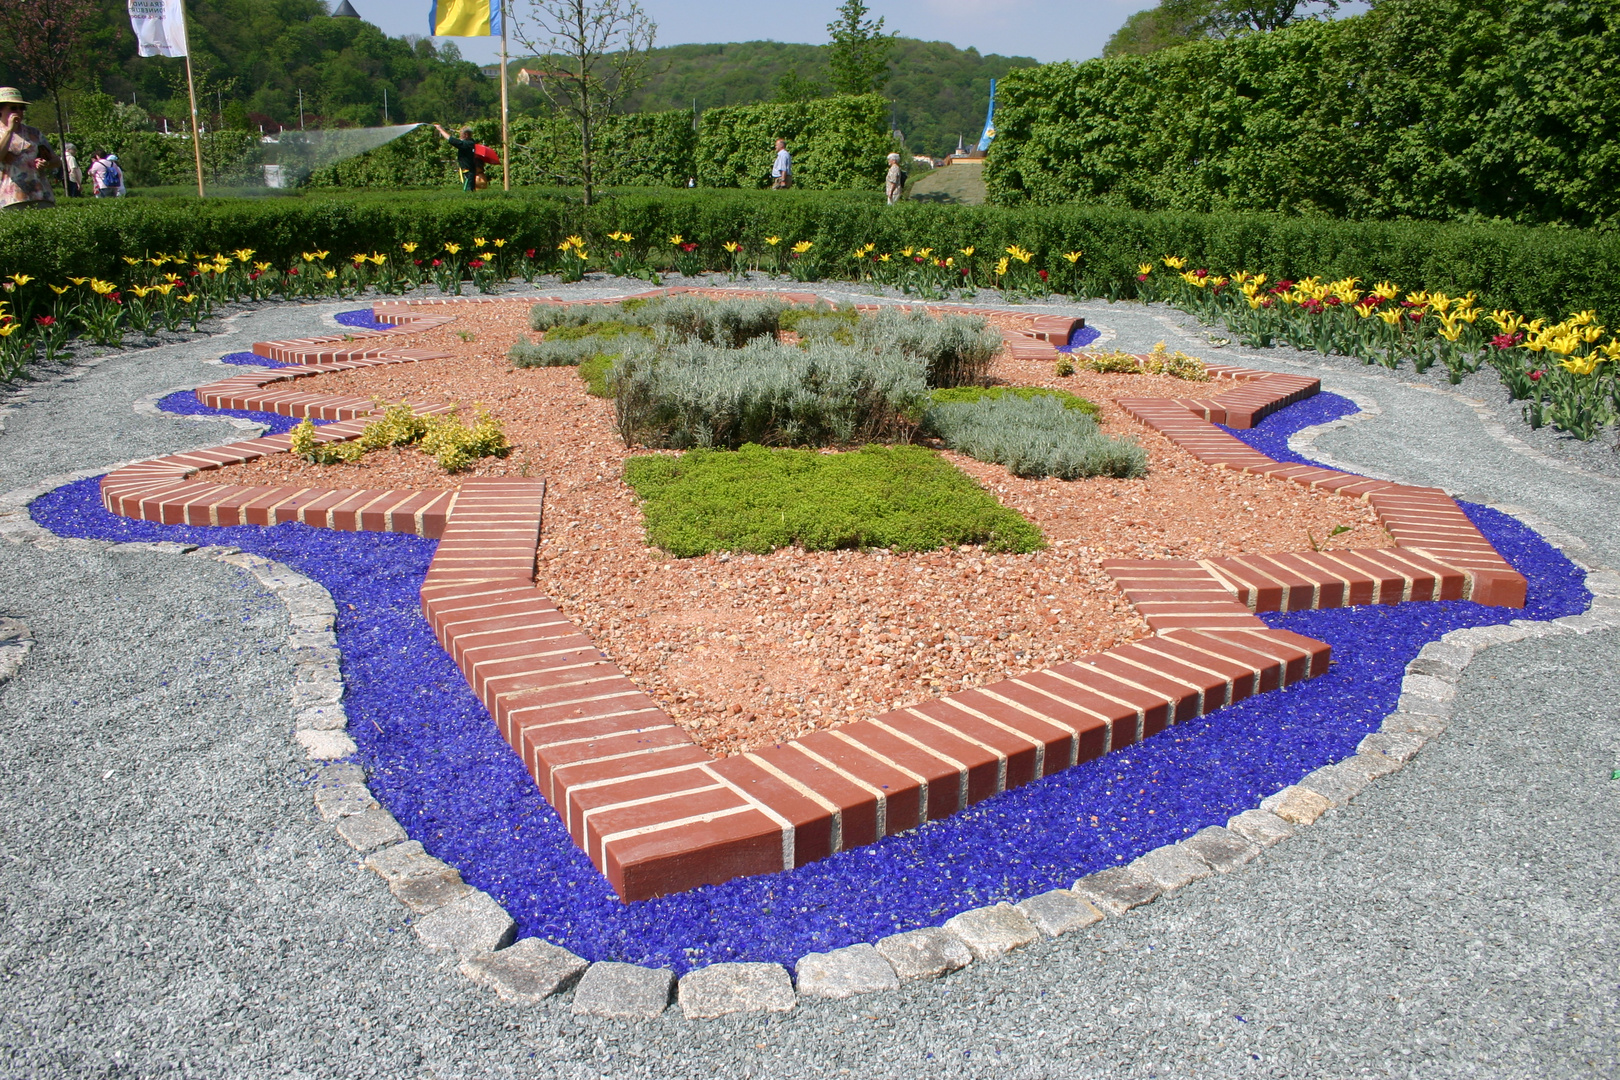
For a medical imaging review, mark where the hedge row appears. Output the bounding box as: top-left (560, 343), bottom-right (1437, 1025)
top-left (305, 113), bottom-right (698, 189)
top-left (987, 0), bottom-right (1620, 230)
top-left (5, 190), bottom-right (1619, 324)
top-left (305, 93), bottom-right (892, 193)
top-left (53, 129), bottom-right (261, 189)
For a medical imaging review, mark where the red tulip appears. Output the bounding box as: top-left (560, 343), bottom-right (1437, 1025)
top-left (35, 315), bottom-right (55, 327)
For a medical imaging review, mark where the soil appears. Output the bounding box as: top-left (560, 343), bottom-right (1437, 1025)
top-left (209, 299), bottom-right (1390, 754)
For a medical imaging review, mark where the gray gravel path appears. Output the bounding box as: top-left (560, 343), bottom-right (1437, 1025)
top-left (0, 290), bottom-right (1614, 1078)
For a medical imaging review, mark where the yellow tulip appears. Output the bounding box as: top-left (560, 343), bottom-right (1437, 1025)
top-left (1376, 309), bottom-right (1404, 326)
top-left (878, 253), bottom-right (891, 263)
top-left (49, 284), bottom-right (69, 295)
top-left (917, 247), bottom-right (933, 258)
top-left (254, 261), bottom-right (272, 272)
top-left (402, 242), bottom-right (419, 253)
top-left (232, 248), bottom-right (255, 262)
top-left (89, 279), bottom-right (116, 295)
top-left (1571, 309), bottom-right (1598, 326)
top-left (959, 247), bottom-right (974, 257)
top-left (473, 237), bottom-right (487, 247)
top-left (178, 293), bottom-right (196, 304)
top-left (1372, 281), bottom-right (1398, 300)
top-left (1062, 250), bottom-right (1083, 264)
top-left (791, 241), bottom-right (813, 254)
top-left (668, 234), bottom-right (684, 246)
top-left (1354, 301), bottom-right (1377, 318)
top-left (325, 269), bottom-right (338, 280)
top-left (723, 241), bottom-right (742, 254)
top-left (443, 243), bottom-right (462, 255)
top-left (1161, 255), bottom-right (1187, 270)
top-left (67, 277), bottom-right (88, 286)
top-left (1560, 353), bottom-right (1600, 376)
top-left (765, 236), bottom-right (781, 246)
top-left (995, 256), bottom-right (1010, 276)
top-left (1137, 263), bottom-right (1154, 277)
top-left (7, 273), bottom-right (31, 286)
top-left (371, 254), bottom-right (388, 265)
top-left (493, 238), bottom-right (507, 248)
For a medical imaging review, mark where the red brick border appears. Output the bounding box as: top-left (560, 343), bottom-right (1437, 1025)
top-left (100, 293), bottom-right (1529, 903)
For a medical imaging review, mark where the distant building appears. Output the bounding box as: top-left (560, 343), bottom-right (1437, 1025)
top-left (480, 65), bottom-right (502, 80)
top-left (331, 0), bottom-right (361, 17)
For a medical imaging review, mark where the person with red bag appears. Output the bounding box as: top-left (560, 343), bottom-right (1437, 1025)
top-left (433, 124), bottom-right (498, 191)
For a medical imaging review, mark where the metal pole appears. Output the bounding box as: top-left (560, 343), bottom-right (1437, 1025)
top-left (181, 0), bottom-right (205, 197)
top-left (499, 0), bottom-right (510, 191)
top-left (383, 86), bottom-right (388, 125)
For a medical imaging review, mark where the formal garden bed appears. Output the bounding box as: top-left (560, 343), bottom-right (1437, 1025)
top-left (200, 294), bottom-right (1387, 755)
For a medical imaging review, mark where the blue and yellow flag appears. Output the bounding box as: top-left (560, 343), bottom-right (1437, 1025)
top-left (430, 0), bottom-right (502, 37)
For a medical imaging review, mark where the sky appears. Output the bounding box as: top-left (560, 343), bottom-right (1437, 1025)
top-left (349, 1), bottom-right (1159, 66)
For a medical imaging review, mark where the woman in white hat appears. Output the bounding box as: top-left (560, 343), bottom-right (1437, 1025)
top-left (0, 87), bottom-right (59, 210)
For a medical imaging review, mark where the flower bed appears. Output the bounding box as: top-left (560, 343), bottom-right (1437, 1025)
top-left (192, 299), bottom-right (1389, 754)
top-left (30, 376), bottom-right (1588, 971)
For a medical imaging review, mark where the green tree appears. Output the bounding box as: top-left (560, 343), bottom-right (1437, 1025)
top-left (1104, 0), bottom-right (1340, 56)
top-left (773, 69), bottom-right (824, 102)
top-left (1104, 0), bottom-right (1216, 56)
top-left (825, 0), bottom-right (894, 95)
top-left (515, 0), bottom-right (660, 206)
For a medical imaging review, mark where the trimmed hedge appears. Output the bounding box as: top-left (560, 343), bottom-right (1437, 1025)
top-left (306, 113), bottom-right (698, 189)
top-left (694, 94), bottom-right (892, 191)
top-left (4, 189), bottom-right (1620, 325)
top-left (987, 0), bottom-right (1620, 229)
top-left (303, 92), bottom-right (888, 193)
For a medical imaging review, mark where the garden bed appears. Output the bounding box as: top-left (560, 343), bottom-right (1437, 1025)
top-left (206, 300), bottom-right (1389, 754)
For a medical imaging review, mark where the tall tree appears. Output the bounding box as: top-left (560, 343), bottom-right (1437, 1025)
top-left (1104, 0), bottom-right (1340, 56)
top-left (0, 0), bottom-right (100, 188)
top-left (825, 0), bottom-right (894, 95)
top-left (516, 0), bottom-right (658, 205)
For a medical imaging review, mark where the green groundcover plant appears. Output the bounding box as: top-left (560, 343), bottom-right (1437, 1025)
top-left (623, 443), bottom-right (1045, 557)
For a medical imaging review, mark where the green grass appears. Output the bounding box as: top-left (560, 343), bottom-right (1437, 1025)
top-left (622, 443), bottom-right (1045, 557)
top-left (578, 352), bottom-right (618, 397)
top-left (927, 384), bottom-right (1100, 418)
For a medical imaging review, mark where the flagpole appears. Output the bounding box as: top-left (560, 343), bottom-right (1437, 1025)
top-left (181, 0), bottom-right (205, 197)
top-left (499, 0), bottom-right (510, 191)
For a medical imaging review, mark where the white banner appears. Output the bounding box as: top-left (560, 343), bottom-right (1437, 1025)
top-left (128, 0), bottom-right (189, 58)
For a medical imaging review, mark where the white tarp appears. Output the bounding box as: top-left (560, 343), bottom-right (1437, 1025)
top-left (128, 0), bottom-right (189, 59)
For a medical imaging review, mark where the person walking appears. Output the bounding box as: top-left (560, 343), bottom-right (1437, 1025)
top-left (770, 138), bottom-right (792, 189)
top-left (105, 154), bottom-right (126, 197)
top-left (88, 151), bottom-right (111, 197)
top-left (885, 152), bottom-right (904, 205)
top-left (433, 124), bottom-right (482, 191)
top-left (0, 88), bottom-right (59, 211)
top-left (63, 143), bottom-right (82, 197)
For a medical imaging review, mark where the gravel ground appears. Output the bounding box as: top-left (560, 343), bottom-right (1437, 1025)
top-left (1, 285), bottom-right (1615, 1078)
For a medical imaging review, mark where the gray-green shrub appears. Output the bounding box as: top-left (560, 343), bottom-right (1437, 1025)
top-left (527, 294), bottom-right (787, 346)
top-left (925, 393), bottom-right (1147, 480)
top-left (613, 336), bottom-right (929, 449)
top-left (851, 308), bottom-right (1002, 388)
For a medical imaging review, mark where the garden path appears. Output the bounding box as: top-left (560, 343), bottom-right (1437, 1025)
top-left (0, 289), bottom-right (1613, 1078)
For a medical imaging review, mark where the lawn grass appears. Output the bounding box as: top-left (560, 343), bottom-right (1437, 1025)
top-left (926, 384), bottom-right (1101, 418)
top-left (622, 443), bottom-right (1045, 557)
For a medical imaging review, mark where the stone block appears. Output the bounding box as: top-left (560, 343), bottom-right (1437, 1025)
top-left (874, 928), bottom-right (972, 982)
top-left (1358, 730), bottom-right (1426, 764)
top-left (1583, 570), bottom-right (1620, 597)
top-left (391, 870), bottom-right (471, 914)
top-left (794, 944), bottom-right (899, 999)
top-left (364, 840), bottom-right (429, 880)
top-left (1416, 641), bottom-right (1472, 670)
top-left (1343, 749), bottom-right (1400, 779)
top-left (1130, 845), bottom-right (1213, 894)
top-left (1014, 889), bottom-right (1103, 937)
top-left (1395, 692), bottom-right (1453, 719)
top-left (296, 729), bottom-right (358, 760)
top-left (1511, 618), bottom-right (1567, 639)
top-left (678, 963), bottom-right (796, 1019)
top-left (1297, 762), bottom-right (1372, 807)
top-left (1177, 826), bottom-right (1259, 873)
top-left (1260, 785), bottom-right (1331, 825)
top-left (334, 807), bottom-right (407, 852)
top-left (414, 889), bottom-right (516, 960)
top-left (314, 762), bottom-right (366, 788)
top-left (1380, 711), bottom-right (1446, 738)
top-left (313, 782), bottom-right (375, 821)
top-left (1226, 809), bottom-right (1294, 847)
top-left (296, 704), bottom-right (347, 731)
top-left (1554, 614), bottom-right (1612, 634)
top-left (461, 938), bottom-right (587, 1003)
top-left (572, 962), bottom-right (676, 1020)
top-left (1400, 673), bottom-right (1457, 702)
top-left (1405, 656), bottom-right (1463, 680)
top-left (1073, 865), bottom-right (1160, 916)
top-left (943, 903), bottom-right (1040, 960)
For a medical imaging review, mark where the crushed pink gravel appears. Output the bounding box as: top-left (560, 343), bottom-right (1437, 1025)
top-left (210, 300), bottom-right (1388, 754)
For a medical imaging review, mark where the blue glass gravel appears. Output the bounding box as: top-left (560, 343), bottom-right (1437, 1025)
top-left (1055, 323), bottom-right (1102, 352)
top-left (155, 390), bottom-right (331, 436)
top-left (27, 381), bottom-right (1591, 974)
top-left (335, 308), bottom-right (392, 331)
top-left (218, 350), bottom-right (290, 368)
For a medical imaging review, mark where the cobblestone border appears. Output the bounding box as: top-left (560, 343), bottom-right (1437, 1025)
top-left (17, 298), bottom-right (1596, 1024)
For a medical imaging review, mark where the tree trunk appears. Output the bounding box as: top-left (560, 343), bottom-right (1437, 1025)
top-left (51, 88), bottom-right (69, 196)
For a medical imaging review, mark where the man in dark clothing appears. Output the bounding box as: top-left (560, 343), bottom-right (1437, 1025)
top-left (434, 124), bottom-right (481, 191)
